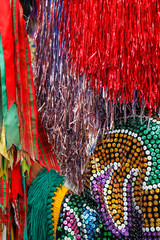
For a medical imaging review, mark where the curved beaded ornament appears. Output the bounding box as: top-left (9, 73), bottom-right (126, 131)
top-left (85, 117), bottom-right (160, 240)
top-left (48, 190), bottom-right (111, 239)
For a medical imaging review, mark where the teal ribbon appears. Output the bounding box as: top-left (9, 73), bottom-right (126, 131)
top-left (0, 35), bottom-right (21, 150)
top-left (21, 165), bottom-right (28, 240)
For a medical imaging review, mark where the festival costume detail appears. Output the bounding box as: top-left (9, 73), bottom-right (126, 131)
top-left (34, 0), bottom-right (160, 190)
top-left (85, 117), bottom-right (160, 239)
top-left (0, 0), bottom-right (160, 239)
top-left (0, 0), bottom-right (59, 239)
top-left (27, 168), bottom-right (111, 240)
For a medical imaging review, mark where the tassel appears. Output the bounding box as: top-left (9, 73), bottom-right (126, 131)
top-left (27, 168), bottom-right (65, 240)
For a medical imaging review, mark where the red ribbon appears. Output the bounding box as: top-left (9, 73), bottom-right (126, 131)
top-left (0, 0), bottom-right (16, 109)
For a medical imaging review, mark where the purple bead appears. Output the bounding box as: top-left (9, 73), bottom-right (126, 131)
top-left (108, 225), bottom-right (113, 231)
top-left (101, 208), bottom-right (105, 213)
top-left (102, 179), bottom-right (106, 184)
top-left (115, 231), bottom-right (120, 237)
top-left (128, 212), bottom-right (132, 217)
top-left (105, 221), bottom-right (109, 226)
top-left (70, 214), bottom-right (74, 218)
top-left (128, 207), bottom-right (131, 211)
top-left (128, 222), bottom-right (132, 227)
top-left (93, 188), bottom-right (97, 193)
top-left (124, 231), bottom-right (129, 237)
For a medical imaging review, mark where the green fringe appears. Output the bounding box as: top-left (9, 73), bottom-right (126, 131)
top-left (27, 168), bottom-right (65, 240)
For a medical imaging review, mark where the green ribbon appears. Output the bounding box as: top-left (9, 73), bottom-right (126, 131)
top-left (21, 165), bottom-right (28, 240)
top-left (0, 64), bottom-right (3, 137)
top-left (0, 35), bottom-right (21, 150)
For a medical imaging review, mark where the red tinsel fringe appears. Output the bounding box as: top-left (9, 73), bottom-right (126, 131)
top-left (62, 0), bottom-right (160, 112)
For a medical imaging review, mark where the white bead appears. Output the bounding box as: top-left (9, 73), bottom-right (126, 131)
top-left (145, 150), bottom-right (150, 155)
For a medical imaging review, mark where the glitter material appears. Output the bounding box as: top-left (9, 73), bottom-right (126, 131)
top-left (85, 117), bottom-right (160, 240)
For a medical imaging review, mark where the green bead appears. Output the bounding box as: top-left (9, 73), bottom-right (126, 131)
top-left (57, 226), bottom-right (62, 231)
top-left (147, 135), bottom-right (152, 139)
top-left (151, 152), bottom-right (156, 157)
top-left (150, 172), bottom-right (154, 176)
top-left (152, 167), bottom-right (156, 171)
top-left (147, 144), bottom-right (152, 149)
top-left (155, 130), bottom-right (160, 135)
top-left (153, 135), bottom-right (158, 139)
top-left (99, 224), bottom-right (103, 229)
top-left (145, 140), bottom-right (149, 144)
top-left (151, 139), bottom-right (155, 144)
top-left (151, 180), bottom-right (155, 184)
top-left (152, 157), bottom-right (157, 162)
top-left (142, 135), bottom-right (146, 140)
top-left (155, 179), bottom-right (160, 184)
top-left (144, 130), bottom-right (148, 135)
top-left (155, 149), bottom-right (160, 154)
top-left (155, 170), bottom-right (160, 174)
top-left (153, 144), bottom-right (158, 149)
top-left (148, 176), bottom-right (152, 181)
top-left (153, 175), bottom-right (157, 180)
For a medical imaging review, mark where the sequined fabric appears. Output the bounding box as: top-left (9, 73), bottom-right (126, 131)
top-left (56, 192), bottom-right (110, 240)
top-left (85, 117), bottom-right (160, 240)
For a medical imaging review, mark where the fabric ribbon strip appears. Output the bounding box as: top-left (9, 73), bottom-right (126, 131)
top-left (0, 0), bottom-right (16, 109)
top-left (0, 35), bottom-right (21, 151)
